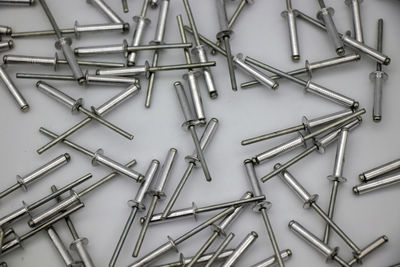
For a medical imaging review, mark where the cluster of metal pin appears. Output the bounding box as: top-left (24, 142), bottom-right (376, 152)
top-left (0, 0), bottom-right (397, 266)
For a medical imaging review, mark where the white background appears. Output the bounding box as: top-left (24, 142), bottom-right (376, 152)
top-left (0, 0), bottom-right (399, 266)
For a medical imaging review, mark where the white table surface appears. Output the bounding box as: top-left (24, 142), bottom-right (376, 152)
top-left (0, 0), bottom-right (399, 266)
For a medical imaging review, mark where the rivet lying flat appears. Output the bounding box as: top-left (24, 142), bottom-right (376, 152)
top-left (133, 148), bottom-right (177, 257)
top-left (359, 158), bottom-right (400, 183)
top-left (109, 160), bottom-right (159, 267)
top-left (347, 235), bottom-right (388, 265)
top-left (142, 192), bottom-right (264, 224)
top-left (245, 160), bottom-right (285, 267)
top-left (145, 0), bottom-right (171, 108)
top-left (0, 153), bottom-right (70, 199)
top-left (37, 84), bottom-right (139, 154)
top-left (281, 0), bottom-right (300, 60)
top-left (242, 109), bottom-right (353, 145)
top-left (0, 64), bottom-right (29, 112)
top-left (127, 0), bottom-right (151, 66)
top-left (241, 54), bottom-right (360, 89)
top-left (204, 233), bottom-right (235, 267)
top-left (183, 0), bottom-right (218, 98)
top-left (249, 249), bottom-right (293, 267)
top-left (161, 118), bottom-right (218, 218)
top-left (369, 19), bottom-right (388, 122)
top-left (316, 0), bottom-right (344, 55)
top-left (37, 0), bottom-right (85, 84)
top-left (289, 221), bottom-right (350, 266)
top-left (46, 226), bottom-right (81, 267)
top-left (245, 56), bottom-right (358, 109)
top-left (39, 127), bottom-right (144, 182)
top-left (353, 172), bottom-right (400, 195)
top-left (36, 81), bottom-right (133, 140)
top-left (4, 53), bottom-right (125, 69)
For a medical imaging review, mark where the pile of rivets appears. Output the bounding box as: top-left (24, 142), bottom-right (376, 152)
top-left (0, 0), bottom-right (398, 266)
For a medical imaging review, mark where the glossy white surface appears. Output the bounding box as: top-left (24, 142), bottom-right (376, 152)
top-left (0, 0), bottom-right (399, 266)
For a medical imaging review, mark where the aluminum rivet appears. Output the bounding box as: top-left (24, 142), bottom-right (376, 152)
top-left (249, 249), bottom-right (293, 267)
top-left (36, 84), bottom-right (140, 154)
top-left (0, 153), bottom-right (70, 199)
top-left (36, 81), bottom-right (133, 140)
top-left (289, 221), bottom-right (349, 266)
top-left (46, 226), bottom-right (81, 267)
top-left (204, 233), bottom-right (235, 267)
top-left (0, 64), bottom-right (29, 112)
top-left (282, 0), bottom-right (300, 60)
top-left (369, 19), bottom-right (388, 122)
top-left (242, 109), bottom-right (353, 145)
top-left (347, 235), bottom-right (388, 265)
top-left (359, 158), bottom-right (400, 183)
top-left (161, 117), bottom-right (218, 218)
top-left (353, 172), bottom-right (400, 195)
top-left (221, 232), bottom-right (258, 267)
top-left (133, 148), bottom-right (177, 257)
top-left (244, 160), bottom-right (285, 267)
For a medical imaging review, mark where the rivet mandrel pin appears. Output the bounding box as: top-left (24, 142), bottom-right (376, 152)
top-left (86, 0), bottom-right (124, 24)
top-left (127, 206), bottom-right (236, 267)
top-left (249, 249), bottom-right (293, 267)
top-left (37, 84), bottom-right (140, 155)
top-left (145, 0), bottom-right (171, 108)
top-left (244, 160), bottom-right (285, 267)
top-left (221, 232), bottom-right (258, 267)
top-left (0, 173), bottom-right (91, 228)
top-left (133, 149), bottom-right (177, 257)
top-left (154, 249), bottom-right (235, 267)
top-left (18, 71), bottom-right (139, 86)
top-left (277, 168), bottom-right (365, 255)
top-left (242, 109), bottom-right (353, 145)
top-left (353, 172), bottom-right (400, 195)
top-left (173, 81), bottom-right (212, 181)
top-left (281, 0), bottom-right (300, 61)
top-left (0, 0), bottom-right (34, 5)
top-left (183, 0), bottom-right (218, 98)
top-left (37, 0), bottom-right (85, 84)
top-left (185, 192), bottom-right (251, 267)
top-left (263, 118), bottom-right (361, 182)
top-left (316, 0), bottom-right (344, 55)
top-left (145, 192), bottom-right (263, 224)
top-left (216, 0), bottom-right (237, 91)
top-left (0, 153), bottom-right (70, 199)
top-left (127, 0), bottom-right (152, 66)
top-left (245, 56), bottom-right (358, 109)
top-left (177, 15), bottom-right (207, 122)
top-left (0, 64), bottom-right (29, 112)
top-left (0, 40), bottom-right (13, 52)
top-left (345, 0), bottom-right (363, 43)
top-left (4, 53), bottom-right (125, 69)
top-left (74, 41), bottom-right (191, 57)
top-left (36, 81), bottom-right (133, 140)
top-left (51, 186), bottom-right (94, 267)
top-left (323, 125), bottom-right (351, 244)
top-left (0, 203), bottom-right (84, 256)
top-left (359, 158), bottom-right (400, 183)
top-left (241, 54), bottom-right (361, 89)
top-left (39, 127), bottom-right (144, 182)
top-left (109, 160), bottom-right (159, 267)
top-left (96, 61), bottom-right (215, 78)
top-left (295, 9), bottom-right (391, 65)
top-left (0, 25), bottom-right (12, 35)
top-left (289, 221), bottom-right (350, 266)
top-left (370, 19), bottom-right (388, 122)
